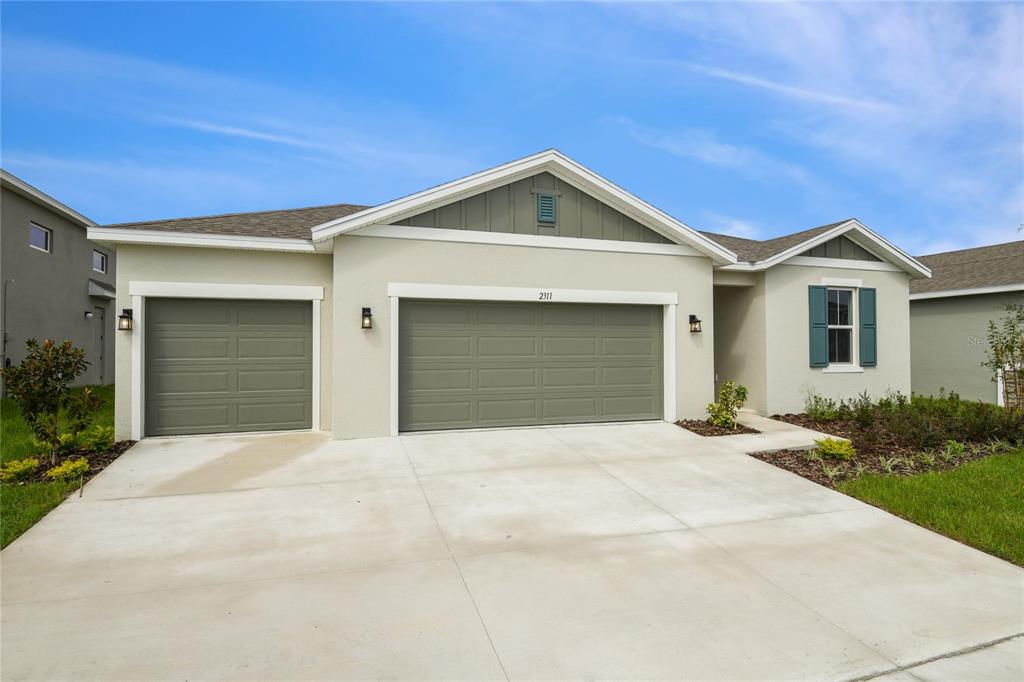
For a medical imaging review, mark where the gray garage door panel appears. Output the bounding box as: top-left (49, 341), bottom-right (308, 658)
top-left (399, 300), bottom-right (663, 431)
top-left (145, 298), bottom-right (312, 436)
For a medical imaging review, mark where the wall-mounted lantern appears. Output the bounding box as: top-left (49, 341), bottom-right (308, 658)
top-left (84, 311), bottom-right (95, 320)
top-left (689, 314), bottom-right (702, 333)
top-left (117, 309), bottom-right (133, 331)
top-left (360, 307), bottom-right (373, 330)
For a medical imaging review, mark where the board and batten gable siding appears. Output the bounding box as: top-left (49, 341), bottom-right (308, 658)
top-left (397, 172), bottom-right (673, 244)
top-left (801, 235), bottom-right (882, 262)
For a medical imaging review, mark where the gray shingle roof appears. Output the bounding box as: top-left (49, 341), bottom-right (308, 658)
top-left (100, 202), bottom-right (369, 240)
top-left (699, 220), bottom-right (850, 262)
top-left (911, 240), bottom-right (1024, 294)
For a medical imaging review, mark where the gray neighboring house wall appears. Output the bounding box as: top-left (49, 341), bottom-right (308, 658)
top-left (1, 169), bottom-right (116, 387)
top-left (910, 240), bottom-right (1024, 403)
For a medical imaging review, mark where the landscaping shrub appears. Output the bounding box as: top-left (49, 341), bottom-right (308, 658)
top-left (706, 381), bottom-right (749, 429)
top-left (45, 457), bottom-right (90, 482)
top-left (815, 437), bottom-right (856, 461)
top-left (78, 425), bottom-right (115, 453)
top-left (804, 392), bottom-right (841, 421)
top-left (0, 458), bottom-right (40, 484)
top-left (2, 339), bottom-right (102, 464)
top-left (800, 390), bottom-right (1024, 453)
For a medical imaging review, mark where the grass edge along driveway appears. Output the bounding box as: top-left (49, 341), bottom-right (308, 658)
top-left (840, 449), bottom-right (1024, 567)
top-left (1, 384), bottom-right (115, 548)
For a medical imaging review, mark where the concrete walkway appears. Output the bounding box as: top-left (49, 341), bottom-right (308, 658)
top-left (2, 420), bottom-right (1021, 680)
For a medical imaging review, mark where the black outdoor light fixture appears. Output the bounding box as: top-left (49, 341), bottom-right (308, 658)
top-left (117, 309), bottom-right (133, 332)
top-left (689, 314), bottom-right (702, 333)
top-left (361, 307), bottom-right (373, 330)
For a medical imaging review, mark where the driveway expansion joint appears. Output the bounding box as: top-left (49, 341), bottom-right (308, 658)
top-left (848, 632), bottom-right (1024, 682)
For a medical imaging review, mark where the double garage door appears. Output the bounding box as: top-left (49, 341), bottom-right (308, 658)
top-left (143, 297), bottom-right (661, 436)
top-left (399, 300), bottom-right (663, 431)
top-left (145, 298), bottom-right (313, 436)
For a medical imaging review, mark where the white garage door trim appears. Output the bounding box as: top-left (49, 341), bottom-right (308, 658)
top-left (128, 281), bottom-right (325, 440)
top-left (386, 283), bottom-right (678, 436)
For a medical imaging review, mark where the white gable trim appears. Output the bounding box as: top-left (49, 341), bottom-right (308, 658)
top-left (910, 283), bottom-right (1024, 300)
top-left (310, 150), bottom-right (737, 264)
top-left (352, 224), bottom-right (703, 257)
top-left (719, 219), bottom-right (931, 279)
top-left (88, 227), bottom-right (318, 253)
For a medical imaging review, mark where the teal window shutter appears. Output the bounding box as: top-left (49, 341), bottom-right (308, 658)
top-left (537, 193), bottom-right (556, 223)
top-left (809, 286), bottom-right (829, 367)
top-left (859, 288), bottom-right (877, 367)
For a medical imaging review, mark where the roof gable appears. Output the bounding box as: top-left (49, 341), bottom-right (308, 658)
top-left (396, 171), bottom-right (674, 246)
top-left (310, 149), bottom-right (737, 264)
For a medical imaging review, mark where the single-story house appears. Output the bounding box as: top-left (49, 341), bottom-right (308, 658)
top-left (89, 150), bottom-right (931, 440)
top-left (1, 169), bottom-right (117, 388)
top-left (910, 240), bottom-right (1024, 405)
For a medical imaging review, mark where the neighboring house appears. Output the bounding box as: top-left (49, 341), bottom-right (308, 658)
top-left (1, 169), bottom-right (116, 387)
top-left (88, 150), bottom-right (930, 441)
top-left (909, 240), bottom-right (1024, 405)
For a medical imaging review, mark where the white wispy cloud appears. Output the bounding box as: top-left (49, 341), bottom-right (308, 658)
top-left (614, 116), bottom-right (811, 187)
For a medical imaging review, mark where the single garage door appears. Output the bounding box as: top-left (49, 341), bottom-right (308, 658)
top-left (145, 298), bottom-right (313, 436)
top-left (399, 300), bottom-right (663, 431)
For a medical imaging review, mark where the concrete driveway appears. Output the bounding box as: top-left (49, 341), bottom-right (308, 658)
top-left (2, 422), bottom-right (1022, 680)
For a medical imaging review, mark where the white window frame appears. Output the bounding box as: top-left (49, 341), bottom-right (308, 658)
top-left (29, 223), bottom-right (52, 253)
top-left (385, 282), bottom-right (679, 436)
top-left (825, 287), bottom-right (857, 368)
top-left (92, 249), bottom-right (108, 274)
top-left (127, 281), bottom-right (325, 440)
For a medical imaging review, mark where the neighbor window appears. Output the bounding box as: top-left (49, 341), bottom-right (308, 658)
top-left (29, 223), bottom-right (52, 253)
top-left (92, 250), bottom-right (108, 273)
top-left (827, 288), bottom-right (854, 364)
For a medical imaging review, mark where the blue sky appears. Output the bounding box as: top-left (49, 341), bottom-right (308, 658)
top-left (2, 2), bottom-right (1021, 254)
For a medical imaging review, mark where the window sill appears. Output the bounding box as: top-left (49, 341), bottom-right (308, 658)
top-left (822, 365), bottom-right (864, 374)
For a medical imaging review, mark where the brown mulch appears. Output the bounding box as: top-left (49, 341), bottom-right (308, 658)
top-left (22, 440), bottom-right (136, 485)
top-left (676, 419), bottom-right (760, 437)
top-left (771, 413), bottom-right (859, 441)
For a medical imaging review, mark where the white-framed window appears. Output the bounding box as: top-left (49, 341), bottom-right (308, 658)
top-left (29, 223), bottom-right (52, 253)
top-left (827, 288), bottom-right (855, 364)
top-left (92, 249), bottom-right (108, 273)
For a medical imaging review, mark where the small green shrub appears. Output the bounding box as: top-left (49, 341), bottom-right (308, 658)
top-left (79, 425), bottom-right (115, 453)
top-left (814, 437), bottom-right (856, 461)
top-left (1, 458), bottom-right (40, 484)
top-left (804, 392), bottom-right (841, 421)
top-left (45, 457), bottom-right (89, 482)
top-left (942, 440), bottom-right (966, 457)
top-left (706, 381), bottom-right (749, 429)
top-left (820, 461), bottom-right (845, 481)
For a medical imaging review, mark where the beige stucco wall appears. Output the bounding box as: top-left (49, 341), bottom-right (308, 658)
top-left (763, 264), bottom-right (912, 414)
top-left (112, 245), bottom-right (333, 440)
top-left (910, 291), bottom-right (1023, 402)
top-left (332, 235), bottom-right (716, 439)
top-left (712, 275), bottom-right (767, 414)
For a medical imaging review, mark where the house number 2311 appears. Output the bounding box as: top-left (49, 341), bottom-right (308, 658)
top-left (538, 291), bottom-right (553, 300)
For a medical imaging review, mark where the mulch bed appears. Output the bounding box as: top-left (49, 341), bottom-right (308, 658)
top-left (676, 419), bottom-right (760, 437)
top-left (21, 440), bottom-right (136, 485)
top-left (752, 412), bottom-right (1010, 488)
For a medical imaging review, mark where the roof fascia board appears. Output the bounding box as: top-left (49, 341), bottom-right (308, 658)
top-left (87, 227), bottom-right (318, 253)
top-left (746, 219), bottom-right (931, 278)
top-left (910, 283), bottom-right (1024, 300)
top-left (1, 170), bottom-right (96, 228)
top-left (310, 150), bottom-right (737, 264)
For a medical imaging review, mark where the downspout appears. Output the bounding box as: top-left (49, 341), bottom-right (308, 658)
top-left (1, 279), bottom-right (11, 396)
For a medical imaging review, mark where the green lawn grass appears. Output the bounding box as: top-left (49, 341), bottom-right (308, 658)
top-left (840, 449), bottom-right (1024, 567)
top-left (1, 384), bottom-right (115, 548)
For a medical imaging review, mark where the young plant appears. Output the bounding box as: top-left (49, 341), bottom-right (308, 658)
top-left (804, 391), bottom-right (840, 422)
top-left (79, 425), bottom-right (115, 453)
top-left (2, 340), bottom-right (100, 464)
top-left (820, 461), bottom-right (845, 481)
top-left (982, 303), bottom-right (1024, 411)
top-left (45, 457), bottom-right (90, 482)
top-left (706, 381), bottom-right (749, 430)
top-left (878, 456), bottom-right (901, 474)
top-left (917, 450), bottom-right (936, 467)
top-left (0, 458), bottom-right (40, 484)
top-left (814, 437), bottom-right (856, 461)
